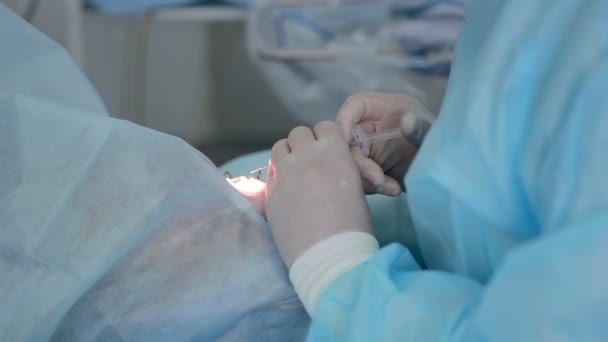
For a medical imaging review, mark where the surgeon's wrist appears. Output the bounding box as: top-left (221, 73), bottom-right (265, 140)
top-left (289, 231), bottom-right (379, 317)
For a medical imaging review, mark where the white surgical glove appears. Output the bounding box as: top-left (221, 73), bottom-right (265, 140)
top-left (265, 121), bottom-right (379, 315)
top-left (265, 121), bottom-right (374, 267)
top-left (337, 93), bottom-right (433, 196)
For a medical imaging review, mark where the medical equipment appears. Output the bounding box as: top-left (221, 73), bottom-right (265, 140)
top-left (248, 0), bottom-right (463, 126)
top-left (224, 166), bottom-right (268, 183)
top-left (249, 166), bottom-right (268, 180)
top-left (351, 125), bottom-right (402, 157)
top-left (350, 114), bottom-right (433, 156)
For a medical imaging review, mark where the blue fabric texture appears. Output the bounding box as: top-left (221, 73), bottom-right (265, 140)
top-left (0, 5), bottom-right (308, 341)
top-left (310, 0), bottom-right (608, 340)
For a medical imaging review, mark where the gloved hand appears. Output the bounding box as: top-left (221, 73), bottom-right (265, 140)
top-left (337, 93), bottom-right (434, 196)
top-left (265, 121), bottom-right (374, 268)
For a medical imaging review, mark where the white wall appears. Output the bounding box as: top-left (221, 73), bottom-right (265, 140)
top-left (82, 14), bottom-right (299, 145)
top-left (1, 1), bottom-right (299, 146)
top-left (2, 0), bottom-right (85, 65)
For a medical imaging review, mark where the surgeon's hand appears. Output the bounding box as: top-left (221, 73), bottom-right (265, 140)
top-left (337, 93), bottom-right (433, 196)
top-left (265, 122), bottom-right (373, 268)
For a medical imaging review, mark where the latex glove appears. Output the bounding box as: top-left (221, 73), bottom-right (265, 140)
top-left (337, 93), bottom-right (434, 196)
top-left (265, 121), bottom-right (374, 268)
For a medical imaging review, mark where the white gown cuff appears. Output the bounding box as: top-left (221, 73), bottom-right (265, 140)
top-left (289, 231), bottom-right (379, 317)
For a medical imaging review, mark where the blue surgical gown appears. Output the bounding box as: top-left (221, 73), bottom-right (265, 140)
top-left (310, 0), bottom-right (608, 340)
top-left (0, 4), bottom-right (308, 341)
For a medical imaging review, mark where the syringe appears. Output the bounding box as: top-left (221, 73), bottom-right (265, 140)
top-left (350, 113), bottom-right (432, 157)
top-left (225, 113), bottom-right (433, 180)
top-left (350, 125), bottom-right (401, 157)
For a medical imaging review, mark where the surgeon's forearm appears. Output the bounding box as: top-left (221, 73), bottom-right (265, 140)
top-left (289, 231), bottom-right (379, 316)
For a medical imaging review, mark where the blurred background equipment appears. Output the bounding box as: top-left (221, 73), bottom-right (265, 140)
top-left (248, 0), bottom-right (464, 126)
top-left (0, 0), bottom-right (462, 164)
